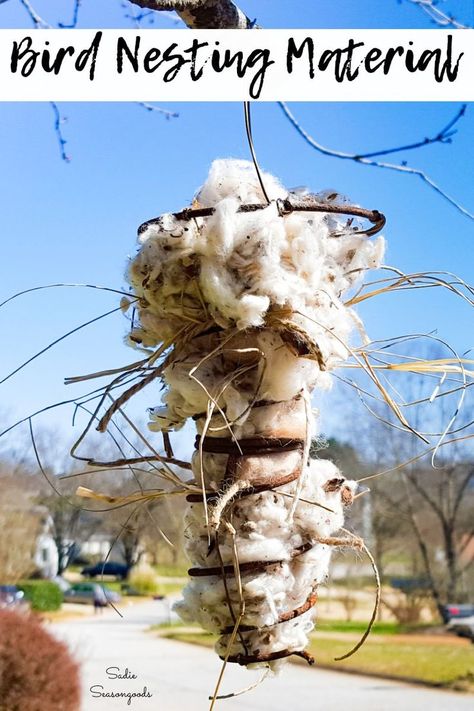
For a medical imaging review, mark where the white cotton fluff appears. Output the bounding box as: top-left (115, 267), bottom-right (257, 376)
top-left (128, 159), bottom-right (384, 432)
top-left (126, 159), bottom-right (383, 668)
top-left (175, 455), bottom-right (357, 668)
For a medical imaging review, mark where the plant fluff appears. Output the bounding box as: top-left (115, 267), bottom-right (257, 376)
top-left (126, 159), bottom-right (384, 668)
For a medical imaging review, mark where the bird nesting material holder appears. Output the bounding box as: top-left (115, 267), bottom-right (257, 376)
top-left (126, 159), bottom-right (385, 670)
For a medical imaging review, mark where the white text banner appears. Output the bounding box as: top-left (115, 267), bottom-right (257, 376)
top-left (0, 29), bottom-right (472, 101)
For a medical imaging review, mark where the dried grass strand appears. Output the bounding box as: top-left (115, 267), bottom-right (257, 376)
top-left (357, 432), bottom-right (474, 483)
top-left (0, 304), bottom-right (128, 386)
top-left (209, 522), bottom-right (245, 711)
top-left (208, 669), bottom-right (270, 701)
top-left (333, 529), bottom-right (381, 661)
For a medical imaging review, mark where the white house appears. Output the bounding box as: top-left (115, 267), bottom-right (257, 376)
top-left (32, 512), bottom-right (59, 579)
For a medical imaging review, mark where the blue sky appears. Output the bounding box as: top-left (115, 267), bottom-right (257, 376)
top-left (0, 1), bottom-right (473, 459)
top-left (1, 0), bottom-right (474, 30)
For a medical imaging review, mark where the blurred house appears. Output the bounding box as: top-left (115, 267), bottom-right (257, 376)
top-left (80, 533), bottom-right (113, 561)
top-left (32, 511), bottom-right (59, 579)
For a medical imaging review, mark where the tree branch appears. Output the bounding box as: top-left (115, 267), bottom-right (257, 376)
top-left (136, 102), bottom-right (179, 119)
top-left (18, 0), bottom-right (51, 28)
top-left (451, 468), bottom-right (474, 522)
top-left (402, 0), bottom-right (471, 29)
top-left (58, 0), bottom-right (82, 28)
top-left (51, 102), bottom-right (71, 163)
top-left (279, 102), bottom-right (474, 222)
top-left (128, 0), bottom-right (253, 28)
top-left (400, 473), bottom-right (444, 607)
top-left (355, 104), bottom-right (466, 159)
top-left (459, 526), bottom-right (474, 555)
top-left (460, 556), bottom-right (473, 573)
top-left (405, 470), bottom-right (445, 522)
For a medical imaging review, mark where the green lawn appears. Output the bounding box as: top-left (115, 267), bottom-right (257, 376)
top-left (309, 637), bottom-right (474, 689)
top-left (156, 624), bottom-right (474, 691)
top-left (317, 620), bottom-right (398, 635)
top-left (103, 580), bottom-right (184, 596)
top-left (153, 563), bottom-right (188, 578)
top-left (152, 581), bottom-right (184, 596)
top-left (316, 620), bottom-right (436, 635)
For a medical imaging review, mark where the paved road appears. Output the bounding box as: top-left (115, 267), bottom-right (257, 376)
top-left (51, 600), bottom-right (472, 711)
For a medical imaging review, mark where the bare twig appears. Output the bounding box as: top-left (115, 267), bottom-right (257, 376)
top-left (137, 102), bottom-right (179, 119)
top-left (51, 102), bottom-right (71, 162)
top-left (58, 0), bottom-right (82, 28)
top-left (279, 102), bottom-right (474, 221)
top-left (18, 0), bottom-right (51, 27)
top-left (354, 104), bottom-right (467, 159)
top-left (452, 468), bottom-right (474, 521)
top-left (11, 1), bottom-right (176, 159)
top-left (459, 526), bottom-right (474, 555)
top-left (13, 0), bottom-right (81, 27)
top-left (15, 3), bottom-right (73, 162)
top-left (403, 0), bottom-right (471, 29)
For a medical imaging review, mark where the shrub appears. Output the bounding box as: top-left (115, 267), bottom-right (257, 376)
top-left (0, 608), bottom-right (80, 711)
top-left (129, 567), bottom-right (159, 595)
top-left (382, 591), bottom-right (430, 624)
top-left (18, 580), bottom-right (63, 612)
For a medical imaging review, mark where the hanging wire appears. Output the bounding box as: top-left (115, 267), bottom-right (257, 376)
top-left (138, 104), bottom-right (385, 239)
top-left (243, 101), bottom-right (271, 205)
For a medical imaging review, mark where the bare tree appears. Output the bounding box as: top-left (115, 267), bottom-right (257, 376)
top-left (147, 495), bottom-right (187, 567)
top-left (377, 462), bottom-right (474, 610)
top-left (346, 351), bottom-right (474, 614)
top-left (96, 490), bottom-right (184, 569)
top-left (37, 493), bottom-right (82, 574)
top-left (100, 501), bottom-right (158, 574)
top-left (313, 436), bottom-right (419, 582)
top-left (0, 473), bottom-right (39, 582)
